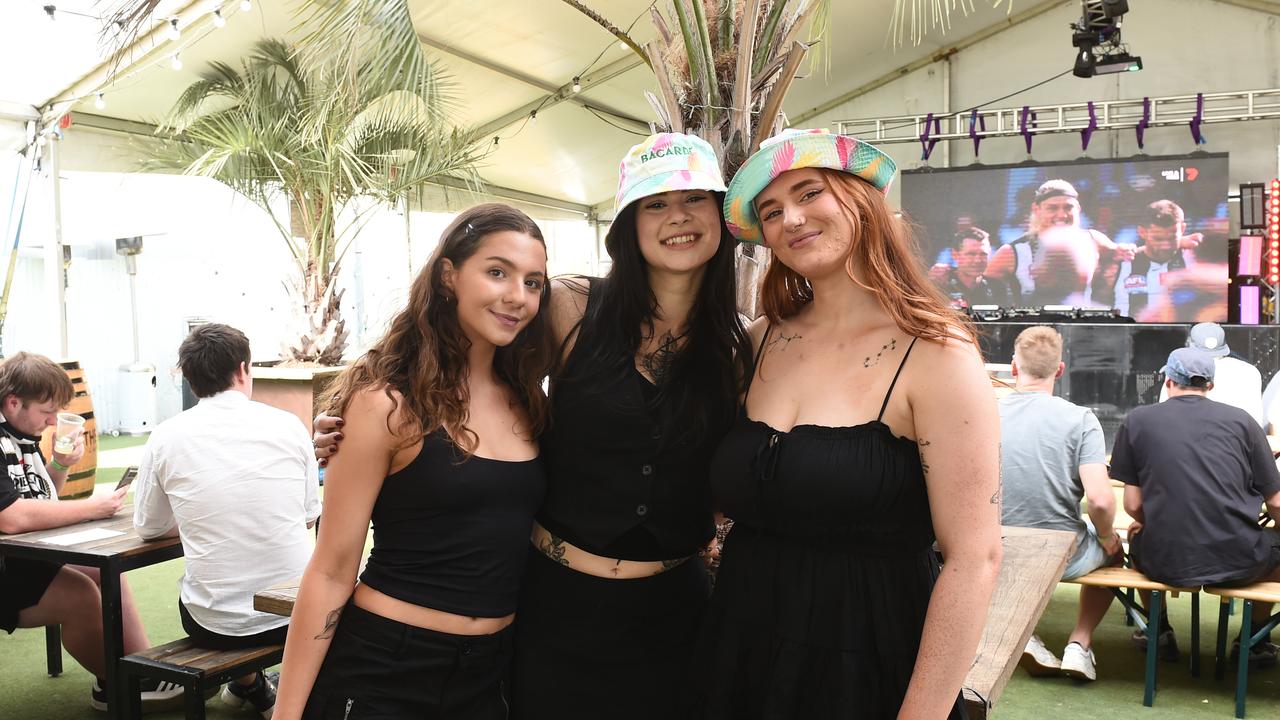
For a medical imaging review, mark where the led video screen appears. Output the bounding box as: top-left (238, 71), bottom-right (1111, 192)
top-left (902, 153), bottom-right (1229, 322)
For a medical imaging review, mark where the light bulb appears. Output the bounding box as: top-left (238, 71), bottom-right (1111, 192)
top-left (530, 111), bottom-right (537, 125)
top-left (572, 77), bottom-right (581, 93)
top-left (171, 54), bottom-right (183, 71)
top-left (94, 93), bottom-right (105, 110)
top-left (167, 18), bottom-right (180, 40)
top-left (240, 0), bottom-right (251, 10)
top-left (212, 9), bottom-right (225, 27)
top-left (43, 5), bottom-right (55, 20)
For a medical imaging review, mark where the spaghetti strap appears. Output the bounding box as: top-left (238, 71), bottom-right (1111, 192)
top-left (743, 323), bottom-right (773, 404)
top-left (877, 337), bottom-right (919, 421)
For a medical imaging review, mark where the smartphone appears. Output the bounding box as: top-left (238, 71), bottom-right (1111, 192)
top-left (116, 466), bottom-right (139, 492)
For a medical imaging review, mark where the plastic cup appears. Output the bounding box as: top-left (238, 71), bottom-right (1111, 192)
top-left (53, 413), bottom-right (84, 455)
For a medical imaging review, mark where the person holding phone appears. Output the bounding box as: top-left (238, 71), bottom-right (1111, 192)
top-left (0, 351), bottom-right (181, 711)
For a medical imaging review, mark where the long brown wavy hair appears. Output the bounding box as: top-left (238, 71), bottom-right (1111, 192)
top-left (322, 203), bottom-right (555, 455)
top-left (759, 168), bottom-right (977, 346)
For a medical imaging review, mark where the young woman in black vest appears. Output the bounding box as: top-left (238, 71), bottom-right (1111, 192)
top-left (313, 134), bottom-right (751, 719)
top-left (274, 204), bottom-right (555, 719)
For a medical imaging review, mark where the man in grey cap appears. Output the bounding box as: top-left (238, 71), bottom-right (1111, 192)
top-left (1113, 347), bottom-right (1280, 665)
top-left (1159, 322), bottom-right (1264, 427)
top-left (985, 179), bottom-right (1132, 307)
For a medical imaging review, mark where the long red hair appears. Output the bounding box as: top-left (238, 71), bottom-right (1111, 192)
top-left (759, 168), bottom-right (977, 347)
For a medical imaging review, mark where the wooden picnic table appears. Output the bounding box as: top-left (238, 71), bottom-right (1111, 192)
top-left (0, 504), bottom-right (184, 720)
top-left (254, 526), bottom-right (1073, 717)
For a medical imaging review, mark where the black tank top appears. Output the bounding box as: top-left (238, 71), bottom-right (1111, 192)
top-left (358, 429), bottom-right (545, 617)
top-left (538, 279), bottom-right (717, 561)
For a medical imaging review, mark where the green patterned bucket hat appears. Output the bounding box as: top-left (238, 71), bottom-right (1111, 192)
top-left (614, 133), bottom-right (726, 216)
top-left (723, 128), bottom-right (897, 244)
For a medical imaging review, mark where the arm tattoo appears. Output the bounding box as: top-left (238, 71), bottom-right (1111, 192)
top-left (917, 438), bottom-right (931, 476)
top-left (315, 606), bottom-right (343, 640)
top-left (537, 533), bottom-right (570, 566)
top-left (641, 330), bottom-right (681, 384)
top-left (766, 332), bottom-right (803, 352)
top-left (862, 338), bottom-right (898, 368)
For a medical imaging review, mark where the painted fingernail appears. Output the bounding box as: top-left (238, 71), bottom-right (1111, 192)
top-left (336, 419), bottom-right (345, 427)
top-left (336, 433), bottom-right (344, 441)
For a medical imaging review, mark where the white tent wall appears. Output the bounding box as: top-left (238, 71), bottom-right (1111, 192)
top-left (801, 0), bottom-right (1280, 215)
top-left (1, 155), bottom-right (596, 431)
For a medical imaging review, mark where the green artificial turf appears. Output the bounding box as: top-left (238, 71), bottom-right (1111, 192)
top-left (4, 574), bottom-right (1279, 718)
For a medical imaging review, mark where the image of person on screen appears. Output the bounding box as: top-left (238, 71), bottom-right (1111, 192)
top-left (985, 179), bottom-right (1132, 307)
top-left (1092, 200), bottom-right (1204, 318)
top-left (933, 228), bottom-right (1015, 309)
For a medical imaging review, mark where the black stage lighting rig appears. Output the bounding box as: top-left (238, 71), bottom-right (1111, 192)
top-left (1071, 0), bottom-right (1141, 79)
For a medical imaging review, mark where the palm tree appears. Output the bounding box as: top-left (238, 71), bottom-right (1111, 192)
top-left (143, 36), bottom-right (482, 364)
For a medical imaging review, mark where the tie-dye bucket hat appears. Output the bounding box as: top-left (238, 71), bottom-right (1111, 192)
top-left (614, 132), bottom-right (727, 216)
top-left (723, 128), bottom-right (897, 244)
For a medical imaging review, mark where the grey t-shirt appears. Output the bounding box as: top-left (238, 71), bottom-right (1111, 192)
top-left (999, 391), bottom-right (1107, 562)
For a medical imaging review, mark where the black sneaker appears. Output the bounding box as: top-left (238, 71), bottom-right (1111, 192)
top-left (1230, 638), bottom-right (1280, 668)
top-left (1131, 628), bottom-right (1180, 662)
top-left (221, 671), bottom-right (278, 718)
top-left (90, 678), bottom-right (186, 713)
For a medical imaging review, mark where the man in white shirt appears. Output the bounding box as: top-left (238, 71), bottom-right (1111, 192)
top-left (1159, 322), bottom-right (1264, 428)
top-left (134, 324), bottom-right (320, 718)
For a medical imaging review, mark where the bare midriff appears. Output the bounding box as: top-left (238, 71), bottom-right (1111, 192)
top-left (352, 583), bottom-right (514, 636)
top-left (530, 522), bottom-right (691, 580)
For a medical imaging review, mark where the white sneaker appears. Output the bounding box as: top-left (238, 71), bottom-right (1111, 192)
top-left (1061, 641), bottom-right (1097, 681)
top-left (1019, 634), bottom-right (1061, 677)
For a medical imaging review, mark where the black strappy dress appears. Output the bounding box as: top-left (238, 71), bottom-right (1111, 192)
top-left (696, 330), bottom-right (966, 719)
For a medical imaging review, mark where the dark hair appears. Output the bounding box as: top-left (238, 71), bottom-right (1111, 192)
top-left (951, 227), bottom-right (991, 250)
top-left (324, 203), bottom-right (555, 455)
top-left (0, 352), bottom-right (73, 407)
top-left (178, 324), bottom-right (251, 398)
top-left (562, 197), bottom-right (752, 449)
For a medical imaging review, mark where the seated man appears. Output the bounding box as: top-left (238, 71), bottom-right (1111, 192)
top-left (134, 324), bottom-right (320, 718)
top-left (1114, 347), bottom-right (1280, 664)
top-left (0, 352), bottom-right (182, 711)
top-left (999, 327), bottom-right (1121, 681)
top-left (1159, 322), bottom-right (1264, 428)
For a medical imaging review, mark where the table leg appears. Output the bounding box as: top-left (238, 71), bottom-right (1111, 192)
top-left (100, 561), bottom-right (124, 720)
top-left (1191, 592), bottom-right (1200, 677)
top-left (1236, 599), bottom-right (1252, 719)
top-left (1217, 598), bottom-right (1230, 681)
top-left (45, 625), bottom-right (63, 676)
top-left (1144, 589), bottom-right (1162, 707)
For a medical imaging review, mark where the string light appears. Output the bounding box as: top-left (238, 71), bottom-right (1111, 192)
top-left (572, 77), bottom-right (581, 93)
top-left (1269, 179), bottom-right (1280, 285)
top-left (240, 0), bottom-right (252, 11)
top-left (43, 5), bottom-right (56, 20)
top-left (492, 136), bottom-right (499, 148)
top-left (530, 111), bottom-right (537, 125)
top-left (212, 9), bottom-right (225, 28)
top-left (113, 19), bottom-right (124, 32)
top-left (170, 53), bottom-right (183, 71)
top-left (94, 92), bottom-right (105, 110)
top-left (167, 17), bottom-right (180, 40)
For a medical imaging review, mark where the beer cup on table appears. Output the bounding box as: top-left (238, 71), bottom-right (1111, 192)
top-left (53, 412), bottom-right (84, 455)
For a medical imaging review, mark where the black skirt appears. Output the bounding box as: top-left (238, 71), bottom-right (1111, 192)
top-left (303, 602), bottom-right (513, 719)
top-left (510, 546), bottom-right (709, 720)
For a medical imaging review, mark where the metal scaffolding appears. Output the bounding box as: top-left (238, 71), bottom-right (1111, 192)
top-left (833, 87), bottom-right (1280, 145)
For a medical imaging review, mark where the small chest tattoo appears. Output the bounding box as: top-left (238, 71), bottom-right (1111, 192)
top-left (863, 338), bottom-right (898, 368)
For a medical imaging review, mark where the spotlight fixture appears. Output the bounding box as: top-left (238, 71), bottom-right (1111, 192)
top-left (1070, 0), bottom-right (1141, 79)
top-left (212, 9), bottom-right (225, 28)
top-left (94, 92), bottom-right (105, 110)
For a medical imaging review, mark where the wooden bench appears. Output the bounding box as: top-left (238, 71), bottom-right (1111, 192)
top-left (118, 638), bottom-right (283, 720)
top-left (1067, 566), bottom-right (1202, 707)
top-left (1204, 581), bottom-right (1280, 719)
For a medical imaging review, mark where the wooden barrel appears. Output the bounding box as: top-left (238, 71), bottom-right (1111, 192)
top-left (37, 361), bottom-right (97, 499)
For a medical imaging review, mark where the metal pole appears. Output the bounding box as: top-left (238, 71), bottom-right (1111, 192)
top-left (941, 56), bottom-right (951, 168)
top-left (126, 256), bottom-right (140, 363)
top-left (50, 135), bottom-right (68, 357)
